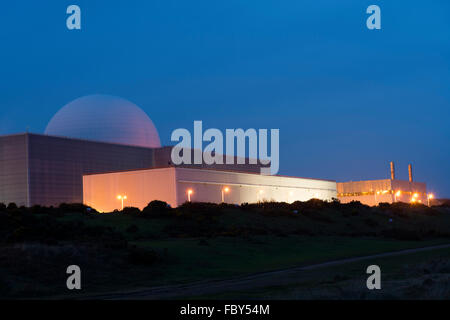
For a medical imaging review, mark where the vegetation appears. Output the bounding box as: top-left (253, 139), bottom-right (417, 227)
top-left (0, 199), bottom-right (450, 299)
top-left (190, 246), bottom-right (450, 300)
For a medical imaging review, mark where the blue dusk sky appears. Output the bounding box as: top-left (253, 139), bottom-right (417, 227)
top-left (0, 1), bottom-right (449, 196)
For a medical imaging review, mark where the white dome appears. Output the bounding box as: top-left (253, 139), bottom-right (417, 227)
top-left (45, 94), bottom-right (161, 148)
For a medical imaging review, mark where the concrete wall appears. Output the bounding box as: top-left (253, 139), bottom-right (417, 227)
top-left (83, 167), bottom-right (177, 212)
top-left (83, 167), bottom-right (337, 212)
top-left (0, 134), bottom-right (29, 206)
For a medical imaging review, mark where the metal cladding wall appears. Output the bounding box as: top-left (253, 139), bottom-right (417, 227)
top-left (0, 134), bottom-right (29, 206)
top-left (337, 179), bottom-right (428, 206)
top-left (83, 167), bottom-right (337, 212)
top-left (26, 133), bottom-right (156, 206)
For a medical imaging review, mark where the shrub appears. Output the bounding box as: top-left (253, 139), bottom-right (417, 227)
top-left (59, 203), bottom-right (97, 214)
top-left (7, 203), bottom-right (18, 210)
top-left (122, 207), bottom-right (141, 215)
top-left (142, 200), bottom-right (171, 218)
top-left (176, 202), bottom-right (222, 221)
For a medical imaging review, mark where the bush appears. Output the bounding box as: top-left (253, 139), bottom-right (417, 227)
top-left (7, 203), bottom-right (18, 210)
top-left (122, 207), bottom-right (141, 215)
top-left (59, 203), bottom-right (97, 214)
top-left (176, 202), bottom-right (222, 221)
top-left (142, 200), bottom-right (171, 218)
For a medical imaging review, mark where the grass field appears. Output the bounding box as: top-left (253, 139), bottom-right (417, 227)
top-left (131, 236), bottom-right (448, 284)
top-left (1, 200), bottom-right (450, 299)
top-left (186, 246), bottom-right (450, 300)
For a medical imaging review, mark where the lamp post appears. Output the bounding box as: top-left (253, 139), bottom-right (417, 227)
top-left (117, 195), bottom-right (127, 210)
top-left (428, 193), bottom-right (434, 207)
top-left (187, 189), bottom-right (193, 202)
top-left (375, 191), bottom-right (380, 204)
top-left (288, 191), bottom-right (293, 203)
top-left (394, 190), bottom-right (401, 202)
top-left (258, 190), bottom-right (264, 202)
top-left (221, 187), bottom-right (230, 203)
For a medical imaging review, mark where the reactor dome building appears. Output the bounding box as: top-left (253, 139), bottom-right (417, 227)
top-left (45, 94), bottom-right (161, 148)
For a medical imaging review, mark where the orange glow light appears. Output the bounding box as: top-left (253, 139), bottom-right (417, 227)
top-left (117, 195), bottom-right (127, 210)
top-left (396, 191), bottom-right (401, 197)
top-left (187, 189), bottom-right (193, 202)
top-left (223, 187), bottom-right (230, 193)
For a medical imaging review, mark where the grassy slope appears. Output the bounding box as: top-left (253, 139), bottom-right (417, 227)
top-left (187, 246), bottom-right (450, 299)
top-left (132, 236), bottom-right (447, 285)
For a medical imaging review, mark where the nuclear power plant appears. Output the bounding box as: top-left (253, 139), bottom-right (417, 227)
top-left (0, 95), bottom-right (433, 211)
top-left (337, 162), bottom-right (430, 207)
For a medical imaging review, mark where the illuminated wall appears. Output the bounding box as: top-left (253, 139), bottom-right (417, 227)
top-left (83, 167), bottom-right (337, 212)
top-left (337, 179), bottom-right (428, 206)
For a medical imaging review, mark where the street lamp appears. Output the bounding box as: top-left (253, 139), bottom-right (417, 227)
top-left (117, 195), bottom-right (127, 210)
top-left (428, 193), bottom-right (434, 207)
top-left (375, 190), bottom-right (380, 204)
top-left (394, 190), bottom-right (401, 202)
top-left (257, 190), bottom-right (264, 203)
top-left (221, 186), bottom-right (230, 203)
top-left (288, 191), bottom-right (293, 203)
top-left (187, 189), bottom-right (193, 202)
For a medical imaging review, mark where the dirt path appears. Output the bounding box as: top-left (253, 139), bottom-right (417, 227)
top-left (87, 243), bottom-right (450, 300)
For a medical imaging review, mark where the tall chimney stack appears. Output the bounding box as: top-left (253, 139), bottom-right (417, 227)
top-left (408, 164), bottom-right (413, 182)
top-left (390, 161), bottom-right (395, 180)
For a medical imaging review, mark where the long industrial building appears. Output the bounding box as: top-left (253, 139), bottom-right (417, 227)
top-left (0, 94), bottom-right (337, 209)
top-left (337, 162), bottom-right (429, 206)
top-left (83, 167), bottom-right (337, 212)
